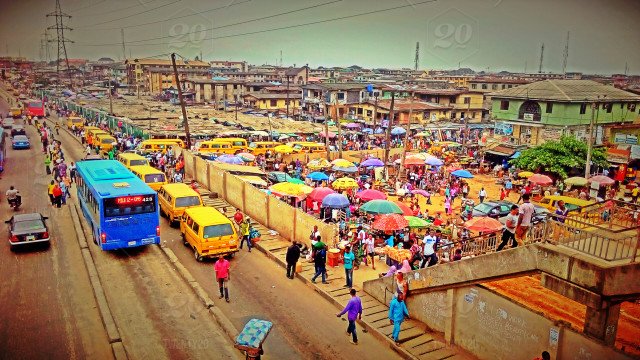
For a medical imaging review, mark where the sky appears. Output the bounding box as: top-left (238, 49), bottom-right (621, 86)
top-left (0, 0), bottom-right (639, 75)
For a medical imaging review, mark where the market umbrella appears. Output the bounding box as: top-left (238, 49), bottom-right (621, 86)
top-left (372, 214), bottom-right (409, 231)
top-left (361, 128), bottom-right (373, 134)
top-left (412, 189), bottom-right (429, 197)
top-left (390, 127), bottom-right (406, 135)
top-left (424, 156), bottom-right (444, 166)
top-left (286, 177), bottom-right (305, 185)
top-left (356, 189), bottom-right (387, 202)
top-left (308, 187), bottom-right (334, 202)
top-left (344, 123), bottom-right (360, 129)
top-left (405, 216), bottom-right (428, 228)
top-left (528, 173), bottom-right (553, 186)
top-left (451, 169), bottom-right (474, 179)
top-left (237, 152), bottom-right (256, 162)
top-left (588, 175), bottom-right (615, 186)
top-left (332, 177), bottom-right (359, 190)
top-left (216, 155), bottom-right (244, 165)
top-left (393, 201), bottom-right (414, 216)
top-left (518, 171), bottom-right (534, 178)
top-left (274, 145), bottom-right (294, 154)
top-left (564, 176), bottom-right (588, 187)
top-left (464, 217), bottom-right (503, 233)
top-left (307, 158), bottom-right (331, 170)
top-left (360, 158), bottom-right (384, 167)
top-left (318, 131), bottom-right (336, 138)
top-left (414, 131), bottom-right (431, 137)
top-left (403, 157), bottom-right (426, 167)
top-left (359, 200), bottom-right (403, 215)
top-left (332, 159), bottom-right (355, 167)
top-left (321, 193), bottom-right (350, 208)
top-left (306, 172), bottom-right (329, 181)
top-left (333, 165), bottom-right (358, 173)
top-left (269, 182), bottom-right (313, 197)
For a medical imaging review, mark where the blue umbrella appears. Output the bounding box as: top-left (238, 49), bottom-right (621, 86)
top-left (216, 155), bottom-right (244, 165)
top-left (451, 169), bottom-right (474, 178)
top-left (510, 151), bottom-right (521, 159)
top-left (307, 172), bottom-right (329, 181)
top-left (424, 157), bottom-right (443, 166)
top-left (322, 193), bottom-right (350, 208)
top-left (391, 127), bottom-right (406, 135)
top-left (360, 158), bottom-right (384, 167)
top-left (361, 128), bottom-right (373, 134)
top-left (374, 127), bottom-right (385, 134)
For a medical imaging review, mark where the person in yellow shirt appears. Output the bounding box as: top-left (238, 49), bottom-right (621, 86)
top-left (47, 180), bottom-right (55, 205)
top-left (632, 186), bottom-right (639, 203)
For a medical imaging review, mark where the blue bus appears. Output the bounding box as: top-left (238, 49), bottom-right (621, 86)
top-left (75, 160), bottom-right (160, 250)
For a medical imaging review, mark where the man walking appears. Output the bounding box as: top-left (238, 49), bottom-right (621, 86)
top-left (516, 194), bottom-right (536, 244)
top-left (214, 256), bottom-right (231, 303)
top-left (388, 293), bottom-right (410, 345)
top-left (479, 187), bottom-right (487, 203)
top-left (420, 229), bottom-right (437, 268)
top-left (285, 241), bottom-right (301, 279)
top-left (311, 245), bottom-right (328, 284)
top-left (239, 218), bottom-right (252, 252)
top-left (497, 205), bottom-right (518, 251)
top-left (343, 245), bottom-right (355, 288)
top-left (337, 288), bottom-right (363, 345)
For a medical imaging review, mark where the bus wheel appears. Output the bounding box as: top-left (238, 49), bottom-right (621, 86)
top-left (194, 248), bottom-right (203, 262)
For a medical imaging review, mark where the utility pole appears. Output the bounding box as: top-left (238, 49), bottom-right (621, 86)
top-left (585, 101), bottom-right (597, 178)
top-left (335, 95), bottom-right (342, 158)
top-left (121, 28), bottom-right (127, 61)
top-left (324, 91), bottom-right (330, 160)
top-left (414, 42), bottom-right (419, 71)
top-left (372, 94), bottom-right (379, 131)
top-left (286, 75), bottom-right (290, 119)
top-left (399, 90), bottom-right (415, 177)
top-left (108, 67), bottom-right (113, 115)
top-left (538, 43), bottom-right (544, 74)
top-left (383, 92), bottom-right (395, 180)
top-left (561, 31), bottom-right (570, 75)
top-left (171, 53), bottom-right (192, 149)
top-left (463, 97), bottom-right (471, 147)
top-left (47, 0), bottom-right (73, 89)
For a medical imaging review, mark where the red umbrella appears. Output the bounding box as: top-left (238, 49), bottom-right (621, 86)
top-left (403, 157), bottom-right (425, 167)
top-left (356, 189), bottom-right (387, 202)
top-left (528, 173), bottom-right (553, 186)
top-left (392, 201), bottom-right (413, 216)
top-left (372, 214), bottom-right (409, 231)
top-left (464, 217), bottom-right (503, 232)
top-left (588, 175), bottom-right (615, 186)
top-left (308, 187), bottom-right (335, 202)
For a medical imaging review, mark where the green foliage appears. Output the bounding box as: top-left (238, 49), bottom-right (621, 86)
top-left (509, 135), bottom-right (608, 179)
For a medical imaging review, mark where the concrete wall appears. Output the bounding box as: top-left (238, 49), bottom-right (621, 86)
top-left (244, 184), bottom-right (269, 227)
top-left (224, 172), bottom-right (245, 210)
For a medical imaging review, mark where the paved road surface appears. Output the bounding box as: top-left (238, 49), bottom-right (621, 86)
top-left (0, 95), bottom-right (113, 360)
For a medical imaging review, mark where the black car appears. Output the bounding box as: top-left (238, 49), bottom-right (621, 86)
top-left (10, 124), bottom-right (26, 137)
top-left (5, 213), bottom-right (50, 250)
top-left (472, 201), bottom-right (516, 218)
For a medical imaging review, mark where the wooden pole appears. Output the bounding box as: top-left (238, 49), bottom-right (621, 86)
top-left (324, 91), bottom-right (330, 160)
top-left (383, 92), bottom-right (395, 180)
top-left (399, 91), bottom-right (415, 178)
top-left (336, 96), bottom-right (342, 158)
top-left (171, 53), bottom-right (192, 149)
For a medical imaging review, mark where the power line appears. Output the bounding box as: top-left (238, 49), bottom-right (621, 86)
top-left (76, 0), bottom-right (437, 47)
top-left (70, 0), bottom-right (107, 13)
top-left (82, 0), bottom-right (165, 17)
top-left (76, 0), bottom-right (181, 28)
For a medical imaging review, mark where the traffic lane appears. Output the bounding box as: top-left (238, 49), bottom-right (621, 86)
top-left (0, 124), bottom-right (112, 359)
top-left (55, 121), bottom-right (239, 360)
top-left (161, 225), bottom-right (401, 360)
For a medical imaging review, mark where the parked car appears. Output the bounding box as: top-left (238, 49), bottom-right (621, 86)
top-left (11, 135), bottom-right (30, 149)
top-left (5, 213), bottom-right (50, 250)
top-left (472, 200), bottom-right (516, 218)
top-left (499, 204), bottom-right (551, 226)
top-left (10, 124), bottom-right (26, 137)
top-left (267, 171), bottom-right (296, 184)
top-left (2, 118), bottom-right (15, 129)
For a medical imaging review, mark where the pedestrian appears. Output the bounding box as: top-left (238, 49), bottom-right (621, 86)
top-left (500, 186), bottom-right (507, 201)
top-left (44, 153), bottom-right (52, 175)
top-left (516, 194), bottom-right (536, 244)
top-left (52, 182), bottom-right (63, 208)
top-left (69, 161), bottom-right (76, 182)
top-left (388, 293), bottom-right (410, 345)
top-left (497, 205), bottom-right (518, 251)
top-left (233, 208), bottom-right (244, 225)
top-left (59, 180), bottom-right (68, 205)
top-left (336, 288), bottom-right (362, 345)
top-left (285, 241), bottom-right (301, 279)
top-left (479, 187), bottom-right (486, 203)
top-left (363, 234), bottom-right (375, 270)
top-left (239, 218), bottom-right (252, 252)
top-left (632, 186), bottom-right (639, 203)
top-left (47, 180), bottom-right (55, 205)
top-left (533, 351), bottom-right (551, 360)
top-left (311, 245), bottom-right (328, 284)
top-left (420, 229), bottom-right (437, 268)
top-left (552, 200), bottom-right (569, 242)
top-left (444, 196), bottom-right (451, 215)
top-left (343, 245), bottom-right (355, 288)
top-left (214, 256), bottom-right (231, 303)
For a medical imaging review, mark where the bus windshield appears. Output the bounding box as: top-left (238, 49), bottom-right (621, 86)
top-left (104, 196), bottom-right (156, 217)
top-left (203, 224), bottom-right (234, 239)
top-left (175, 196), bottom-right (201, 208)
top-left (144, 174), bottom-right (166, 183)
top-left (29, 101), bottom-right (42, 108)
top-left (130, 159), bottom-right (148, 166)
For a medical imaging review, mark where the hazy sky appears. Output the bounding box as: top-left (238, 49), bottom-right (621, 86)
top-left (1, 0), bottom-right (638, 74)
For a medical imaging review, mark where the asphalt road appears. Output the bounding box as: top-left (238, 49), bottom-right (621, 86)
top-left (0, 96), bottom-right (113, 360)
top-left (53, 116), bottom-right (401, 360)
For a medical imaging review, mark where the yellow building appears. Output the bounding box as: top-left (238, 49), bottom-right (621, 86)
top-left (414, 89), bottom-right (485, 123)
top-left (348, 100), bottom-right (452, 125)
top-left (125, 58), bottom-right (210, 93)
top-left (243, 93), bottom-right (301, 110)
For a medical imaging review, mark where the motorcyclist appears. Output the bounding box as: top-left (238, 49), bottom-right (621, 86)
top-left (6, 186), bottom-right (20, 207)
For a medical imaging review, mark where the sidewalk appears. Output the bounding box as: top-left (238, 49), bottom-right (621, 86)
top-left (196, 186), bottom-right (475, 360)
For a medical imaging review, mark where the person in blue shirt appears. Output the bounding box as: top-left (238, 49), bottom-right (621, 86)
top-left (388, 293), bottom-right (410, 345)
top-left (337, 288), bottom-right (363, 345)
top-left (343, 245), bottom-right (355, 288)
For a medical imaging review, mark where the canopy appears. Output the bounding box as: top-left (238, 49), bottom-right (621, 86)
top-left (269, 182), bottom-right (313, 197)
top-left (332, 177), bottom-right (359, 190)
top-left (411, 189), bottom-right (429, 197)
top-left (308, 187), bottom-right (334, 202)
top-left (216, 155), bottom-right (244, 165)
top-left (343, 123), bottom-right (360, 129)
top-left (405, 216), bottom-right (428, 228)
top-left (403, 157), bottom-right (426, 167)
top-left (333, 165), bottom-right (358, 173)
top-left (332, 159), bottom-right (355, 167)
top-left (318, 131), bottom-right (336, 138)
top-left (528, 174), bottom-right (553, 186)
top-left (464, 217), bottom-right (503, 233)
top-left (518, 171), bottom-right (534, 178)
top-left (360, 158), bottom-right (384, 167)
top-left (306, 172), bottom-right (329, 181)
top-left (355, 189), bottom-right (387, 202)
top-left (588, 175), bottom-right (615, 186)
top-left (359, 200), bottom-right (403, 215)
top-left (274, 145), bottom-right (294, 154)
top-left (321, 193), bottom-right (350, 209)
top-left (286, 177), bottom-right (305, 185)
top-left (393, 201), bottom-right (413, 216)
top-left (424, 156), bottom-right (443, 166)
top-left (391, 127), bottom-right (406, 135)
top-left (451, 169), bottom-right (474, 179)
top-left (307, 158), bottom-right (331, 170)
top-left (237, 152), bottom-right (256, 162)
top-left (372, 214), bottom-right (409, 231)
top-left (564, 176), bottom-right (588, 186)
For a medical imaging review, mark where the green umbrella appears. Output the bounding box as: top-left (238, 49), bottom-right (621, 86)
top-left (287, 177), bottom-right (305, 185)
top-left (404, 216), bottom-right (428, 228)
top-left (359, 200), bottom-right (403, 215)
top-left (564, 176), bottom-right (588, 186)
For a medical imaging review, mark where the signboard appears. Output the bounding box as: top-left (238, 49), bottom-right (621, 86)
top-left (494, 122), bottom-right (513, 136)
top-left (615, 133), bottom-right (628, 144)
top-left (541, 127), bottom-right (563, 141)
top-left (589, 181), bottom-right (599, 199)
top-left (631, 145), bottom-right (640, 160)
top-left (523, 113), bottom-right (534, 121)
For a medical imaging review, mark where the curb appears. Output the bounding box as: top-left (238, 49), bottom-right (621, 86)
top-left (69, 202), bottom-right (128, 360)
top-left (253, 242), bottom-right (417, 360)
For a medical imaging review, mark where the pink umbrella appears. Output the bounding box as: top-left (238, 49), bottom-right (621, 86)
top-left (356, 189), bottom-right (387, 202)
top-left (588, 175), bottom-right (615, 186)
top-left (319, 131), bottom-right (336, 138)
top-left (528, 174), bottom-right (553, 186)
top-left (412, 189), bottom-right (429, 197)
top-left (308, 187), bottom-right (335, 202)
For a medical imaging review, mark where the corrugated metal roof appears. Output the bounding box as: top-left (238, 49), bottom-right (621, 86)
top-left (488, 79), bottom-right (640, 102)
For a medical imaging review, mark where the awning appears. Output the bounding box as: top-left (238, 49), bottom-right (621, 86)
top-left (606, 148), bottom-right (630, 164)
top-left (485, 145), bottom-right (517, 157)
top-left (237, 175), bottom-right (268, 187)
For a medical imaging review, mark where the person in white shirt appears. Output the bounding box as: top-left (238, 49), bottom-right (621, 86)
top-left (363, 234), bottom-right (375, 270)
top-left (479, 187), bottom-right (487, 203)
top-left (516, 194), bottom-right (536, 242)
top-left (497, 205), bottom-right (519, 251)
top-left (420, 230), bottom-right (437, 268)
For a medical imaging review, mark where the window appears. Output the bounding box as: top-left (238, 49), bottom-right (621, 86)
top-left (629, 103), bottom-right (637, 112)
top-left (508, 85), bottom-right (513, 88)
top-left (203, 224), bottom-right (234, 238)
top-left (269, 99), bottom-right (277, 107)
top-left (604, 103), bottom-right (612, 113)
top-left (501, 84), bottom-right (506, 89)
top-left (463, 97), bottom-right (471, 104)
top-left (471, 84), bottom-right (477, 89)
top-left (175, 196), bottom-right (201, 208)
top-left (481, 84), bottom-right (488, 89)
top-left (500, 100), bottom-right (509, 110)
top-left (192, 222), bottom-right (200, 234)
top-left (491, 84), bottom-right (498, 90)
top-left (546, 102), bottom-right (553, 113)
top-left (472, 112), bottom-right (477, 118)
top-left (580, 103), bottom-right (587, 114)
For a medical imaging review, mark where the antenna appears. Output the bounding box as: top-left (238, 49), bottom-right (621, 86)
top-left (414, 42), bottom-right (419, 71)
top-left (121, 28), bottom-right (126, 60)
top-left (625, 62), bottom-right (629, 76)
top-left (280, 50), bottom-right (283, 67)
top-left (538, 43), bottom-right (544, 74)
top-left (561, 31), bottom-right (570, 75)
top-left (47, 0), bottom-right (74, 89)
top-left (524, 60), bottom-right (527, 74)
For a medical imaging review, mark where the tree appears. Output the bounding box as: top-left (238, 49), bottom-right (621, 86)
top-left (509, 135), bottom-right (608, 179)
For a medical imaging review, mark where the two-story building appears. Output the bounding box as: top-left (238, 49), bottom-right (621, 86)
top-left (125, 58), bottom-right (211, 93)
top-left (490, 79), bottom-right (640, 146)
top-left (300, 83), bottom-right (370, 120)
top-left (243, 93), bottom-right (301, 111)
top-left (379, 88), bottom-right (485, 123)
top-left (348, 99), bottom-right (451, 125)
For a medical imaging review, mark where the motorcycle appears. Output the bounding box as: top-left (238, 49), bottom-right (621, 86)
top-left (8, 195), bottom-right (21, 211)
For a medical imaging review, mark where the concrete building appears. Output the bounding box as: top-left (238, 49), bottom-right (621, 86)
top-left (300, 83), bottom-right (370, 120)
top-left (243, 93), bottom-right (301, 111)
top-left (124, 58), bottom-right (211, 93)
top-left (210, 60), bottom-right (247, 73)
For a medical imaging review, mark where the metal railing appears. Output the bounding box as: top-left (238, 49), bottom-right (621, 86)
top-left (577, 200), bottom-right (640, 231)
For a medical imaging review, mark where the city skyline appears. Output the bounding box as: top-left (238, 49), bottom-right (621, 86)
top-left (0, 0), bottom-right (639, 75)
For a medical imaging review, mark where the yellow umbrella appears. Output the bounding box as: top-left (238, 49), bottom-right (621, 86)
top-left (332, 177), bottom-right (359, 190)
top-left (274, 145), bottom-right (294, 154)
top-left (332, 159), bottom-right (355, 168)
top-left (307, 158), bottom-right (331, 170)
top-left (518, 171), bottom-right (534, 178)
top-left (269, 182), bottom-right (313, 197)
top-left (406, 153), bottom-right (430, 160)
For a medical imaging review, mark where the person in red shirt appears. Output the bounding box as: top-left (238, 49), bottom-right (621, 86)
top-left (233, 209), bottom-right (244, 224)
top-left (214, 256), bottom-right (231, 302)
